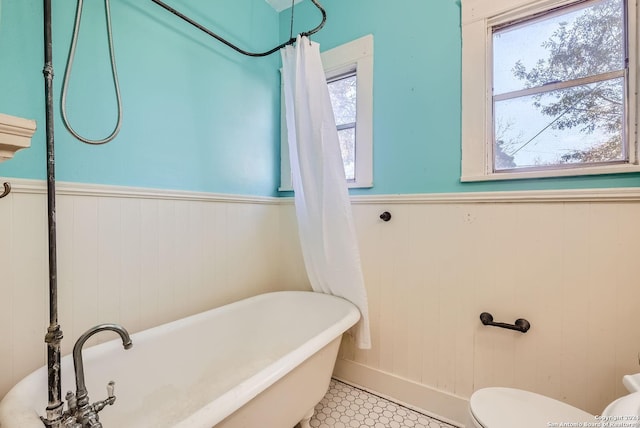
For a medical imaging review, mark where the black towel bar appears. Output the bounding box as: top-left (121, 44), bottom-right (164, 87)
top-left (480, 312), bottom-right (530, 333)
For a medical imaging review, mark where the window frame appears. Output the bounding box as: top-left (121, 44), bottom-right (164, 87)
top-left (279, 34), bottom-right (374, 191)
top-left (461, 0), bottom-right (640, 182)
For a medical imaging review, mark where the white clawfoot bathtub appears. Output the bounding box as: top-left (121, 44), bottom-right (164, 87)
top-left (0, 291), bottom-right (360, 427)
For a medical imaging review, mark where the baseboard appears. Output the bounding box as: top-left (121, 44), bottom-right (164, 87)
top-left (333, 358), bottom-right (468, 428)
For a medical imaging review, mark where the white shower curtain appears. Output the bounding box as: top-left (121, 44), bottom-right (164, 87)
top-left (281, 36), bottom-right (371, 349)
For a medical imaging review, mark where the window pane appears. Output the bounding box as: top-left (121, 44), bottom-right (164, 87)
top-left (493, 0), bottom-right (625, 95)
top-left (494, 78), bottom-right (625, 170)
top-left (328, 74), bottom-right (357, 126)
top-left (338, 127), bottom-right (356, 181)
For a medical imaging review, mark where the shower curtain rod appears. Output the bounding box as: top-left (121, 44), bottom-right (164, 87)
top-left (149, 0), bottom-right (327, 57)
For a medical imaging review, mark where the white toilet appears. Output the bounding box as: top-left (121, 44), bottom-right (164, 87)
top-left (468, 373), bottom-right (640, 428)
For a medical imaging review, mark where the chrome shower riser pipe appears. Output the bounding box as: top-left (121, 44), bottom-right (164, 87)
top-left (42, 0), bottom-right (64, 425)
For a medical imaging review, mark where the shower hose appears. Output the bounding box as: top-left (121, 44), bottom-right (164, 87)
top-left (61, 0), bottom-right (122, 145)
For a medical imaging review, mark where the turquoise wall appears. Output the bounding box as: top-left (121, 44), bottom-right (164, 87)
top-left (0, 0), bottom-right (282, 196)
top-left (283, 0), bottom-right (640, 194)
top-left (2, 1), bottom-right (638, 197)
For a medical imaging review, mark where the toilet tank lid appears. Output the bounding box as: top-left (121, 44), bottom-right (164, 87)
top-left (624, 374), bottom-right (640, 393)
top-left (470, 387), bottom-right (595, 428)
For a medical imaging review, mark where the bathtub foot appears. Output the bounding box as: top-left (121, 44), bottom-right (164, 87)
top-left (298, 407), bottom-right (315, 428)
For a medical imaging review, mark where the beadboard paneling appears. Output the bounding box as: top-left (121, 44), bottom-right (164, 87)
top-left (0, 182), bottom-right (309, 398)
top-left (2, 182), bottom-right (640, 428)
top-left (334, 198), bottom-right (640, 425)
top-left (0, 192), bottom-right (12, 397)
top-left (0, 192), bottom-right (49, 394)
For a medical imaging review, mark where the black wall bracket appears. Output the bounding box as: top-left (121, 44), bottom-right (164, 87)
top-left (0, 182), bottom-right (11, 199)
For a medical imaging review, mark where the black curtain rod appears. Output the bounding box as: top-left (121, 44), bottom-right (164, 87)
top-left (149, 0), bottom-right (327, 57)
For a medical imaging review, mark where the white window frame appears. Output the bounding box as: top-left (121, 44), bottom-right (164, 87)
top-left (461, 0), bottom-right (640, 182)
top-left (279, 34), bottom-right (374, 191)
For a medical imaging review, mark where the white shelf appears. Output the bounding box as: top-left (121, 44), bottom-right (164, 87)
top-left (0, 113), bottom-right (36, 162)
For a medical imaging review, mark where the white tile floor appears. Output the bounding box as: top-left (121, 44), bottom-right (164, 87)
top-left (308, 379), bottom-right (458, 428)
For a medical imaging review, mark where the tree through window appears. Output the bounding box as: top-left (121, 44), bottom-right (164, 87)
top-left (492, 0), bottom-right (627, 171)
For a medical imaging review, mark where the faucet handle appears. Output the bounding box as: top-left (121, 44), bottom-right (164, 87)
top-left (66, 390), bottom-right (77, 412)
top-left (90, 381), bottom-right (117, 414)
top-left (107, 381), bottom-right (115, 399)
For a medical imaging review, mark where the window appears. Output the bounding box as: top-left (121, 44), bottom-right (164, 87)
top-left (280, 34), bottom-right (373, 190)
top-left (327, 71), bottom-right (358, 181)
top-left (461, 0), bottom-right (640, 181)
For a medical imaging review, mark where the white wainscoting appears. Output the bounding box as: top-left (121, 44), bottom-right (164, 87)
top-left (0, 179), bottom-right (308, 398)
top-left (330, 191), bottom-right (640, 426)
top-left (2, 180), bottom-right (640, 428)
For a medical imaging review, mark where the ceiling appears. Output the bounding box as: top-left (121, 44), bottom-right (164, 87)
top-left (264, 0), bottom-right (303, 12)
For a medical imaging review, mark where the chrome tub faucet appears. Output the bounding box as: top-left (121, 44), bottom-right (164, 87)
top-left (43, 324), bottom-right (132, 428)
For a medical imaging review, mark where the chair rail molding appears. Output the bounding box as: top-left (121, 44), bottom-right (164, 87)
top-left (0, 113), bottom-right (37, 162)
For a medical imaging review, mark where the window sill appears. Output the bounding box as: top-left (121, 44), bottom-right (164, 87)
top-left (278, 181), bottom-right (374, 192)
top-left (0, 113), bottom-right (36, 162)
top-left (461, 163), bottom-right (640, 182)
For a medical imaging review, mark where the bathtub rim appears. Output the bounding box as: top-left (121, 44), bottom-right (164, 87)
top-left (177, 290), bottom-right (361, 427)
top-left (0, 290), bottom-right (361, 427)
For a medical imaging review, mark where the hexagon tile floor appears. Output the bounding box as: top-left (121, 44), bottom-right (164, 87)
top-left (308, 379), bottom-right (458, 428)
